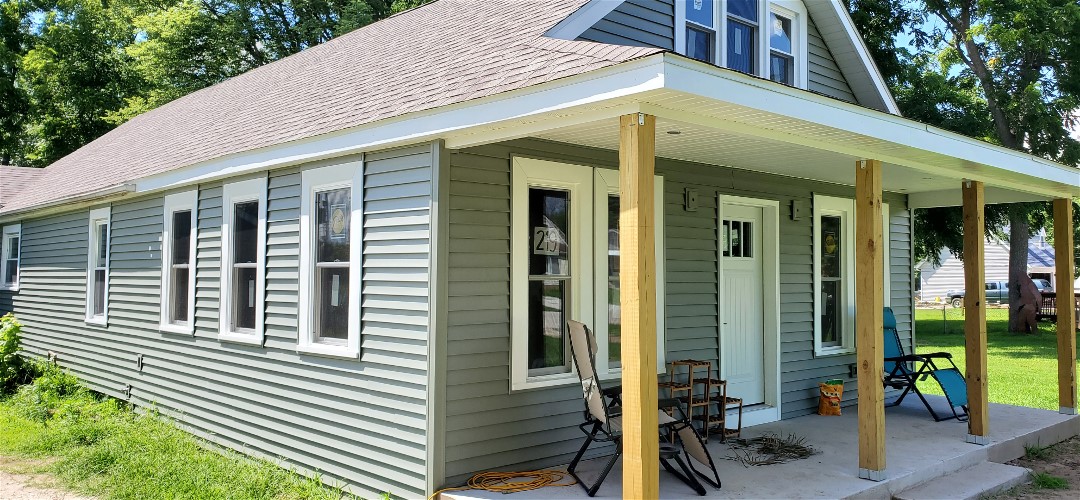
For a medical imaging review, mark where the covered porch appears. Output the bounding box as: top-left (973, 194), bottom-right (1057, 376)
top-left (444, 396), bottom-right (1080, 499)
top-left (432, 53), bottom-right (1079, 496)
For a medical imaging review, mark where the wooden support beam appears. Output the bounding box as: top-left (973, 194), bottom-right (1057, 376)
top-left (619, 113), bottom-right (659, 499)
top-left (962, 180), bottom-right (989, 442)
top-left (855, 159), bottom-right (886, 480)
top-left (1053, 198), bottom-right (1077, 414)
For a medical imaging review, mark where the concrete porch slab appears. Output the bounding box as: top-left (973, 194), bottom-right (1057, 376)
top-left (441, 396), bottom-right (1079, 500)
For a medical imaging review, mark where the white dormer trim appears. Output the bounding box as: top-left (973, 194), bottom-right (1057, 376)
top-left (545, 0), bottom-right (624, 40)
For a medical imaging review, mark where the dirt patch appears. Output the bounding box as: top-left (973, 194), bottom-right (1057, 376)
top-left (0, 456), bottom-right (94, 500)
top-left (998, 436), bottom-right (1080, 499)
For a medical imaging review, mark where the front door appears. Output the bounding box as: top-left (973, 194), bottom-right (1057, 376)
top-left (721, 203), bottom-right (766, 405)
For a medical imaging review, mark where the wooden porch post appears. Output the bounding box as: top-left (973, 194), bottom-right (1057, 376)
top-left (1053, 198), bottom-right (1077, 414)
top-left (619, 113), bottom-right (659, 499)
top-left (855, 159), bottom-right (886, 480)
top-left (962, 180), bottom-right (990, 443)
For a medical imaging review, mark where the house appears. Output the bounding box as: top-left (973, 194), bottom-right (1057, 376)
top-left (917, 230), bottom-right (1071, 302)
top-left (0, 1), bottom-right (1077, 497)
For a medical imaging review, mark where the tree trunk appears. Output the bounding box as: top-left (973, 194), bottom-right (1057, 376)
top-left (1007, 211), bottom-right (1035, 332)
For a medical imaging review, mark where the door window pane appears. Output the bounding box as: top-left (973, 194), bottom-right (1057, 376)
top-left (315, 265), bottom-right (349, 340)
top-left (528, 279), bottom-right (567, 372)
top-left (234, 266), bottom-right (257, 330)
top-left (316, 189), bottom-right (350, 263)
top-left (233, 201), bottom-right (259, 264)
top-left (727, 20), bottom-right (755, 74)
top-left (686, 26), bottom-right (715, 63)
top-left (528, 188), bottom-right (569, 276)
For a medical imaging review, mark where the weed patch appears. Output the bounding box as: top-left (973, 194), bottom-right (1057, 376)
top-left (1031, 472), bottom-right (1069, 490)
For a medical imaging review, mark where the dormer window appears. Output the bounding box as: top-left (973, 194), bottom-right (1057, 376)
top-left (676, 0), bottom-right (807, 88)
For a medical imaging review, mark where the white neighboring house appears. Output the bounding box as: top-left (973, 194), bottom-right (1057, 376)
top-left (917, 230), bottom-right (1068, 301)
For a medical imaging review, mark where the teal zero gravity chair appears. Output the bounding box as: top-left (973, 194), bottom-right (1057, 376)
top-left (882, 307), bottom-right (969, 422)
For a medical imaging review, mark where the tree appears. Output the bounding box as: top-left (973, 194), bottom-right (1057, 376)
top-left (0, 0), bottom-right (32, 165)
top-left (850, 0), bottom-right (1080, 332)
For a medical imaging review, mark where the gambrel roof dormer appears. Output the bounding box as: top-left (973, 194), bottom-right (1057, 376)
top-left (547, 0), bottom-right (900, 114)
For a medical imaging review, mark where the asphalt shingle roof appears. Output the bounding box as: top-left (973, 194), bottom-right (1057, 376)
top-left (0, 0), bottom-right (661, 214)
top-left (0, 166), bottom-right (44, 209)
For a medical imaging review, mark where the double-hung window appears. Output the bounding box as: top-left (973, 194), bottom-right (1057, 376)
top-left (676, 1), bottom-right (806, 87)
top-left (161, 191), bottom-right (197, 334)
top-left (298, 161), bottom-right (362, 358)
top-left (813, 194), bottom-right (891, 355)
top-left (219, 177), bottom-right (267, 343)
top-left (511, 157), bottom-right (665, 391)
top-left (85, 207), bottom-right (110, 325)
top-left (1, 224), bottom-right (20, 291)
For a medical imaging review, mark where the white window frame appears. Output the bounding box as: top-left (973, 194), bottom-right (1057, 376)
top-left (812, 194), bottom-right (891, 356)
top-left (765, 2), bottom-right (807, 88)
top-left (674, 1), bottom-right (808, 88)
top-left (297, 160), bottom-right (363, 358)
top-left (510, 157), bottom-right (666, 391)
top-left (219, 177), bottom-right (267, 344)
top-left (85, 207), bottom-right (111, 326)
top-left (160, 190), bottom-right (198, 335)
top-left (593, 169), bottom-right (666, 377)
top-left (1, 223), bottom-right (21, 291)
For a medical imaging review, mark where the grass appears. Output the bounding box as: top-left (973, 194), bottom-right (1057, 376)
top-left (913, 307), bottom-right (1080, 410)
top-left (1031, 471), bottom-right (1069, 490)
top-left (0, 362), bottom-right (382, 500)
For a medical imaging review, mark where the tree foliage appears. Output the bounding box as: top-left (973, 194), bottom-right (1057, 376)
top-left (0, 0), bottom-right (430, 166)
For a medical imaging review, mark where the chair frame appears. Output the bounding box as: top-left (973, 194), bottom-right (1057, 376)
top-left (883, 307), bottom-right (969, 422)
top-left (565, 320), bottom-right (718, 496)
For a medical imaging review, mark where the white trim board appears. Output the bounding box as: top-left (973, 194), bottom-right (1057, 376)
top-left (718, 194), bottom-right (781, 424)
top-left (218, 176), bottom-right (268, 345)
top-left (544, 0), bottom-right (624, 40)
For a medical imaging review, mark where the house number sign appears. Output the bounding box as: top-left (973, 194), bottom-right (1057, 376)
top-left (532, 226), bottom-right (560, 256)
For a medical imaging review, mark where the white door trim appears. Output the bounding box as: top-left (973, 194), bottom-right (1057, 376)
top-left (718, 194), bottom-right (781, 425)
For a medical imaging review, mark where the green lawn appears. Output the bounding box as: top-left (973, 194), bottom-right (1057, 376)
top-left (913, 307), bottom-right (1079, 410)
top-left (0, 363), bottom-right (379, 500)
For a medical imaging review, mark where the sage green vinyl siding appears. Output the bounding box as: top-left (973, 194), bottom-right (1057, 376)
top-left (807, 14), bottom-right (857, 103)
top-left (442, 138), bottom-right (913, 481)
top-left (578, 0), bottom-right (674, 50)
top-left (8, 145), bottom-right (435, 498)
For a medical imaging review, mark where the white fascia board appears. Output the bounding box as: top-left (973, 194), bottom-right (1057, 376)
top-left (545, 0), bottom-right (623, 40)
top-left (134, 56), bottom-right (667, 194)
top-left (659, 55), bottom-right (1079, 198)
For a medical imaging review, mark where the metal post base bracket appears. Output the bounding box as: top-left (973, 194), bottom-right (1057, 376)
top-left (858, 468), bottom-right (887, 482)
top-left (966, 434), bottom-right (990, 446)
top-left (1060, 407), bottom-right (1077, 415)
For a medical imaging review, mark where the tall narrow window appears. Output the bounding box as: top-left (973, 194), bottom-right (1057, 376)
top-left (86, 207), bottom-right (110, 324)
top-left (726, 0), bottom-right (758, 75)
top-left (220, 177), bottom-right (267, 343)
top-left (0, 224), bottom-right (21, 291)
top-left (683, 0), bottom-right (717, 63)
top-left (170, 211), bottom-right (192, 323)
top-left (314, 188), bottom-right (351, 343)
top-left (298, 161), bottom-right (361, 358)
top-left (769, 11), bottom-right (794, 85)
top-left (527, 187), bottom-right (572, 375)
top-left (161, 191), bottom-right (197, 334)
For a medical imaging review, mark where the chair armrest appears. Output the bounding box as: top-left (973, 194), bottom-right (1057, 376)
top-left (919, 352), bottom-right (953, 359)
top-left (885, 354), bottom-right (927, 363)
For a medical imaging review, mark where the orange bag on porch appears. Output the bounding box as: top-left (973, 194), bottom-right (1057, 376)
top-left (818, 379), bottom-right (844, 416)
